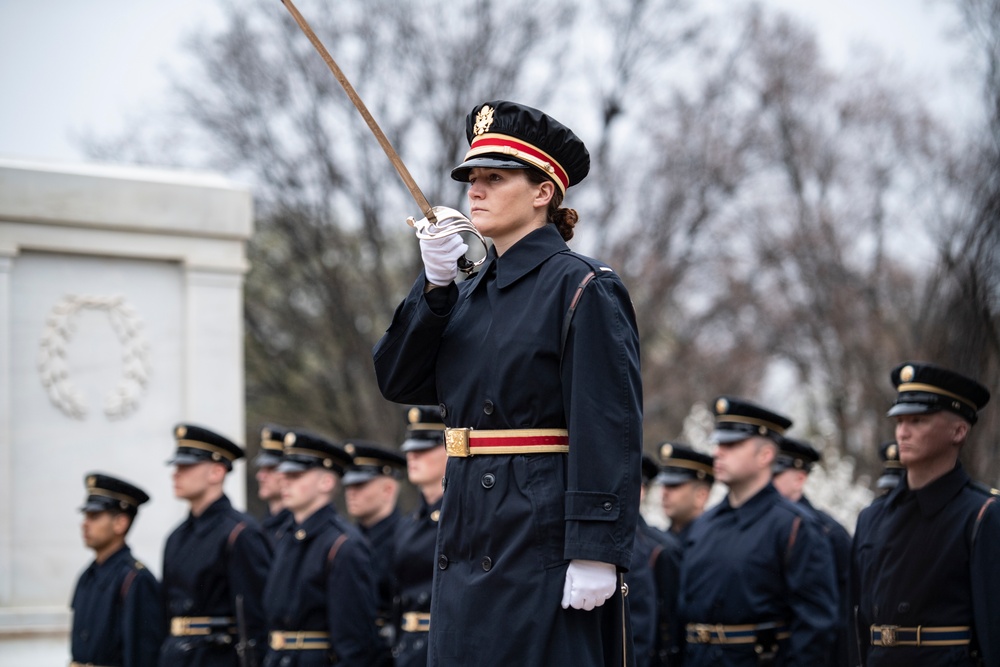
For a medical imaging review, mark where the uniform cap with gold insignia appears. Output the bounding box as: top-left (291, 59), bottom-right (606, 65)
top-left (341, 440), bottom-right (407, 487)
top-left (710, 396), bottom-right (792, 445)
top-left (166, 423), bottom-right (244, 471)
top-left (450, 100), bottom-right (590, 195)
top-left (254, 423), bottom-right (288, 469)
top-left (887, 361), bottom-right (990, 424)
top-left (278, 430), bottom-right (351, 475)
top-left (876, 440), bottom-right (905, 491)
top-left (655, 442), bottom-right (715, 486)
top-left (80, 472), bottom-right (150, 515)
top-left (772, 437), bottom-right (820, 475)
top-left (400, 406), bottom-right (446, 453)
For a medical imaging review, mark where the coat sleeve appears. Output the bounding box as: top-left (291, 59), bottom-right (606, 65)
top-left (372, 275), bottom-right (458, 404)
top-left (326, 534), bottom-right (387, 666)
top-left (227, 522), bottom-right (272, 665)
top-left (970, 497), bottom-right (1000, 667)
top-left (122, 567), bottom-right (165, 667)
top-left (784, 514), bottom-right (838, 666)
top-left (560, 273), bottom-right (642, 569)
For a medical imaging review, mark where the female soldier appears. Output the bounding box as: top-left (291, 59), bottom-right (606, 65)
top-left (373, 100), bottom-right (642, 667)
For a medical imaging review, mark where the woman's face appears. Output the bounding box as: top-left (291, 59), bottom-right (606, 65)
top-left (467, 167), bottom-right (552, 253)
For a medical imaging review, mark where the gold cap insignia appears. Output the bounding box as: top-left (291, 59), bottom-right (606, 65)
top-left (758, 425), bottom-right (767, 435)
top-left (284, 432), bottom-right (297, 446)
top-left (261, 427), bottom-right (272, 440)
top-left (175, 425), bottom-right (187, 439)
top-left (382, 465), bottom-right (392, 475)
top-left (86, 475), bottom-right (96, 489)
top-left (473, 105), bottom-right (495, 136)
top-left (715, 398), bottom-right (729, 415)
top-left (345, 443), bottom-right (356, 455)
top-left (660, 443), bottom-right (673, 460)
top-left (900, 365), bottom-right (915, 382)
top-left (408, 407), bottom-right (420, 424)
top-left (887, 444), bottom-right (898, 460)
top-left (211, 452), bottom-right (221, 462)
top-left (323, 459), bottom-right (333, 469)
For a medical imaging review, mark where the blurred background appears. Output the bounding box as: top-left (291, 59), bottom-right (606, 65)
top-left (1, 0), bottom-right (998, 661)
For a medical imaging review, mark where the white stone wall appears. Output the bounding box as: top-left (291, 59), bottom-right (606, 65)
top-left (0, 158), bottom-right (253, 665)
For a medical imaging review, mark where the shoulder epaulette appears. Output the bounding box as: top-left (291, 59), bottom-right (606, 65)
top-left (969, 480), bottom-right (1000, 497)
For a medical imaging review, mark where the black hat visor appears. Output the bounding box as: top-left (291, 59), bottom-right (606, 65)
top-left (400, 436), bottom-right (445, 453)
top-left (451, 155), bottom-right (533, 183)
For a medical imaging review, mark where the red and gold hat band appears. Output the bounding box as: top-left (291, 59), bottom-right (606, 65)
top-left (465, 133), bottom-right (569, 194)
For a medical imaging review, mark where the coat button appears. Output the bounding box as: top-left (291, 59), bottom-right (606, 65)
top-left (482, 556), bottom-right (493, 571)
top-left (483, 400), bottom-right (494, 415)
top-left (438, 403), bottom-right (447, 419)
top-left (438, 554), bottom-right (449, 570)
top-left (603, 501), bottom-right (614, 511)
top-left (897, 602), bottom-right (910, 613)
top-left (481, 473), bottom-right (496, 489)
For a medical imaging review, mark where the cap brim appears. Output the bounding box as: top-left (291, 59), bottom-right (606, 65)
top-left (342, 470), bottom-right (379, 486)
top-left (166, 453), bottom-right (204, 466)
top-left (451, 156), bottom-right (533, 182)
top-left (711, 429), bottom-right (750, 444)
top-left (656, 471), bottom-right (694, 486)
top-left (876, 472), bottom-right (902, 490)
top-left (277, 460), bottom-right (309, 474)
top-left (400, 438), bottom-right (444, 453)
top-left (80, 500), bottom-right (111, 513)
top-left (886, 402), bottom-right (941, 418)
top-left (253, 453), bottom-right (282, 469)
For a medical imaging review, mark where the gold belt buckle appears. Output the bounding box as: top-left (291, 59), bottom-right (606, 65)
top-left (170, 617), bottom-right (185, 636)
top-left (877, 625), bottom-right (898, 647)
top-left (695, 623), bottom-right (712, 644)
top-left (445, 428), bottom-right (471, 457)
top-left (270, 632), bottom-right (287, 650)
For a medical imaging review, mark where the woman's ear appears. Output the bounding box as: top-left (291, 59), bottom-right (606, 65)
top-left (534, 179), bottom-right (555, 209)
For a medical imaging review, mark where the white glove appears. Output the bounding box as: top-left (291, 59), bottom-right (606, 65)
top-left (560, 559), bottom-right (617, 611)
top-left (419, 232), bottom-right (469, 286)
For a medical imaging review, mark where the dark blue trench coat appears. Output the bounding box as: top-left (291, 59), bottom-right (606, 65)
top-left (373, 223), bottom-right (643, 667)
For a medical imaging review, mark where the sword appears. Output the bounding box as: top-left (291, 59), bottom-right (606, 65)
top-left (280, 0), bottom-right (487, 273)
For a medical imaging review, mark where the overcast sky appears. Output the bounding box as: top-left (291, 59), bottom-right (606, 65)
top-left (0, 0), bottom-right (979, 166)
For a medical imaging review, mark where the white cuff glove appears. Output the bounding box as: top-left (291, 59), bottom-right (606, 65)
top-left (419, 232), bottom-right (469, 287)
top-left (560, 559), bottom-right (617, 611)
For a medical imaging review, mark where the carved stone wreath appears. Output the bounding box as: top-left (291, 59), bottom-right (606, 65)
top-left (37, 295), bottom-right (151, 420)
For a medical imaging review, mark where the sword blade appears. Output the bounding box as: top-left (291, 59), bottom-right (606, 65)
top-left (280, 0), bottom-right (437, 223)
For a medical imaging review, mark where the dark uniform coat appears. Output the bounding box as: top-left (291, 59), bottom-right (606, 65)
top-left (70, 544), bottom-right (165, 666)
top-left (850, 463), bottom-right (1000, 666)
top-left (159, 495), bottom-right (271, 667)
top-left (262, 507), bottom-right (293, 550)
top-left (392, 496), bottom-right (442, 667)
top-left (373, 224), bottom-right (644, 667)
top-left (678, 484), bottom-right (838, 666)
top-left (628, 518), bottom-right (682, 667)
top-left (359, 507), bottom-right (401, 642)
top-left (797, 496), bottom-right (850, 667)
top-left (262, 503), bottom-right (384, 667)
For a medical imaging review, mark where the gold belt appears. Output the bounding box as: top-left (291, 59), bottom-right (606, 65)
top-left (269, 630), bottom-right (331, 650)
top-left (169, 616), bottom-right (235, 636)
top-left (685, 622), bottom-right (790, 645)
top-left (870, 624), bottom-right (972, 647)
top-left (400, 611), bottom-right (431, 632)
top-left (445, 428), bottom-right (569, 457)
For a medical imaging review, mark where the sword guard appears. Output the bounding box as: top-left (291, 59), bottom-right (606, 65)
top-left (408, 206), bottom-right (489, 274)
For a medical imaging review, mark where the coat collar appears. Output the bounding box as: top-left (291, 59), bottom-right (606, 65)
top-left (467, 224), bottom-right (567, 292)
top-left (188, 494), bottom-right (233, 536)
top-left (889, 461), bottom-right (969, 517)
top-left (291, 503), bottom-right (337, 542)
top-left (717, 483), bottom-right (782, 529)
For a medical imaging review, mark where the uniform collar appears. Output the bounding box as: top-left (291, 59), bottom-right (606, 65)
top-left (189, 494), bottom-right (232, 535)
top-left (719, 483), bottom-right (781, 529)
top-left (360, 508), bottom-right (400, 540)
top-left (468, 224), bottom-right (566, 292)
top-left (889, 462), bottom-right (969, 517)
top-left (90, 543), bottom-right (131, 573)
top-left (291, 503), bottom-right (337, 541)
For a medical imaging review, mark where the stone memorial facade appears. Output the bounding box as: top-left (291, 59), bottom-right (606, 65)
top-left (0, 158), bottom-right (253, 664)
